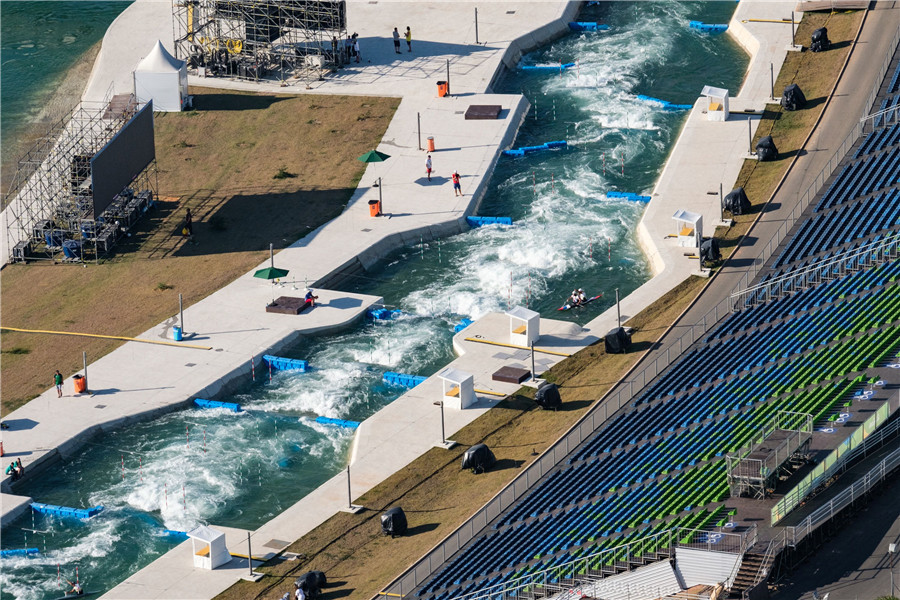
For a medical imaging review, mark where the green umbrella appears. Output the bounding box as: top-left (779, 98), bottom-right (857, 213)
top-left (357, 149), bottom-right (391, 163)
top-left (254, 266), bottom-right (289, 280)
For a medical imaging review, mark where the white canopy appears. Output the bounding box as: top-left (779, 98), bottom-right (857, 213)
top-left (187, 525), bottom-right (224, 543)
top-left (134, 40), bottom-right (188, 112)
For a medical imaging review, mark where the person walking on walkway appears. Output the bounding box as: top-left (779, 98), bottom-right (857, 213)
top-left (405, 27), bottom-right (412, 52)
top-left (353, 34), bottom-right (361, 63)
top-left (54, 370), bottom-right (63, 397)
top-left (184, 208), bottom-right (193, 241)
top-left (425, 155), bottom-right (433, 181)
top-left (452, 171), bottom-right (462, 196)
top-left (392, 27), bottom-right (401, 54)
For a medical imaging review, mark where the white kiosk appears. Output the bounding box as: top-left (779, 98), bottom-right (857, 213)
top-left (188, 525), bottom-right (231, 570)
top-left (701, 85), bottom-right (729, 122)
top-left (673, 209), bottom-right (702, 249)
top-left (506, 306), bottom-right (540, 347)
top-left (133, 40), bottom-right (190, 112)
top-left (438, 367), bottom-right (475, 410)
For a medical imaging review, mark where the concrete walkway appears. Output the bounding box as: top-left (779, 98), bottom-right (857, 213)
top-left (0, 0), bottom-right (815, 598)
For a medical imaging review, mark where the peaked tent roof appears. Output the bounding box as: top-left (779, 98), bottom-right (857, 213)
top-left (135, 40), bottom-right (185, 73)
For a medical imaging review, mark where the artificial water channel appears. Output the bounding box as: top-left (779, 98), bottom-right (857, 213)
top-left (0, 3), bottom-right (747, 598)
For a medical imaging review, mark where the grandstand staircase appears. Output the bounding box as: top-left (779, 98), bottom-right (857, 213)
top-left (726, 552), bottom-right (768, 599)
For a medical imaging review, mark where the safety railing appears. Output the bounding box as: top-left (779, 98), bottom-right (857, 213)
top-left (379, 17), bottom-right (900, 600)
top-left (730, 233), bottom-right (900, 309)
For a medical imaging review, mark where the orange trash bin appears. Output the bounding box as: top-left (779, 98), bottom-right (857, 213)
top-left (73, 374), bottom-right (87, 394)
top-left (437, 81), bottom-right (448, 97)
top-left (368, 199), bottom-right (381, 217)
top-left (427, 136), bottom-right (435, 152)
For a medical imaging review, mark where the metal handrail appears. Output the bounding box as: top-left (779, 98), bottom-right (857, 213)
top-left (730, 233), bottom-right (900, 309)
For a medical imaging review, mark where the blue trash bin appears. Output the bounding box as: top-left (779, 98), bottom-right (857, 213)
top-left (173, 326), bottom-right (183, 342)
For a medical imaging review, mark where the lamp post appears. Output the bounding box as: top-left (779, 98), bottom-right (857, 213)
top-left (432, 401), bottom-right (456, 449)
top-left (433, 400), bottom-right (446, 445)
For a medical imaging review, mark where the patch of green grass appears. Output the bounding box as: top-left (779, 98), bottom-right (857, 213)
top-left (156, 282), bottom-right (174, 291)
top-left (1, 347), bottom-right (30, 355)
top-left (273, 166), bottom-right (297, 180)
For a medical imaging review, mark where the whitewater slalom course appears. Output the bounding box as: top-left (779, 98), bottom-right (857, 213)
top-left (2, 0), bottom-right (879, 597)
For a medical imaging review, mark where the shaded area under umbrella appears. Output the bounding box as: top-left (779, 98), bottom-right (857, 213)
top-left (254, 243), bottom-right (290, 301)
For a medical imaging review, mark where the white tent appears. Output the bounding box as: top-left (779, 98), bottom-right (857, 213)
top-left (134, 40), bottom-right (188, 112)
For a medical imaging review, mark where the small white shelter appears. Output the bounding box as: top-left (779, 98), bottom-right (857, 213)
top-left (134, 40), bottom-right (189, 112)
top-left (701, 85), bottom-right (729, 122)
top-left (438, 367), bottom-right (475, 410)
top-left (506, 306), bottom-right (540, 346)
top-left (187, 525), bottom-right (231, 570)
top-left (673, 209), bottom-right (703, 249)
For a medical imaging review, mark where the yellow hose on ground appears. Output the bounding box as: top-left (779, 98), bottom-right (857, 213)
top-left (463, 337), bottom-right (571, 357)
top-left (0, 327), bottom-right (212, 350)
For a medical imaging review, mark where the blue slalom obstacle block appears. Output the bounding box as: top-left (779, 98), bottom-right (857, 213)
top-left (568, 22), bottom-right (610, 32)
top-left (606, 191), bottom-right (651, 203)
top-left (382, 371), bottom-right (427, 389)
top-left (454, 318), bottom-right (474, 333)
top-left (466, 216), bottom-right (513, 227)
top-left (366, 308), bottom-right (402, 320)
top-left (194, 398), bottom-right (242, 412)
top-left (262, 355), bottom-right (308, 372)
top-left (30, 502), bottom-right (104, 520)
top-left (0, 548), bottom-right (39, 557)
top-left (314, 416), bottom-right (361, 429)
top-left (502, 141), bottom-right (567, 157)
top-left (689, 21), bottom-right (728, 33)
top-left (162, 529), bottom-right (188, 539)
top-left (636, 95), bottom-right (693, 111)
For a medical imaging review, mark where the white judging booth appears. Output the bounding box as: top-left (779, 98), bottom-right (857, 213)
top-left (187, 525), bottom-right (231, 570)
top-left (673, 209), bottom-right (703, 249)
top-left (438, 367), bottom-right (475, 410)
top-left (506, 306), bottom-right (540, 346)
top-left (701, 85), bottom-right (730, 122)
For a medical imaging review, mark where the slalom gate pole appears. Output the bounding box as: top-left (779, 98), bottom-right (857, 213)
top-left (165, 483), bottom-right (168, 509)
top-left (121, 455), bottom-right (124, 481)
top-left (203, 429), bottom-right (207, 453)
top-left (140, 457), bottom-right (143, 482)
top-left (186, 425), bottom-right (190, 449)
top-left (183, 485), bottom-right (186, 511)
top-left (251, 355), bottom-right (255, 382)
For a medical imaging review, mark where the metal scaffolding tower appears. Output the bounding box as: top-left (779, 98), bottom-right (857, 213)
top-left (3, 96), bottom-right (158, 263)
top-left (172, 0), bottom-right (348, 84)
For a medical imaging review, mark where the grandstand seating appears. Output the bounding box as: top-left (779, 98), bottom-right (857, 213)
top-left (779, 188), bottom-right (900, 268)
top-left (410, 47), bottom-right (900, 600)
top-left (855, 123), bottom-right (900, 158)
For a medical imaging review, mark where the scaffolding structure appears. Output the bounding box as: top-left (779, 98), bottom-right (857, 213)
top-left (172, 0), bottom-right (348, 84)
top-left (3, 95), bottom-right (158, 263)
top-left (726, 411), bottom-right (813, 500)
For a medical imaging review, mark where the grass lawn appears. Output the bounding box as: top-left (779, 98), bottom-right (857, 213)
top-left (716, 9), bottom-right (863, 255)
top-left (0, 88), bottom-right (398, 414)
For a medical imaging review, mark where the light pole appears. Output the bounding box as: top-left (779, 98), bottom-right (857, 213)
top-left (432, 401), bottom-right (456, 449)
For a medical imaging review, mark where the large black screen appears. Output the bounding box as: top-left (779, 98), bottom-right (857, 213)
top-left (91, 101), bottom-right (155, 217)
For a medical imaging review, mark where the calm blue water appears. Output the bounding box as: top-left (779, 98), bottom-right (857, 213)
top-left (0, 1), bottom-right (131, 166)
top-left (1, 3), bottom-right (747, 599)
